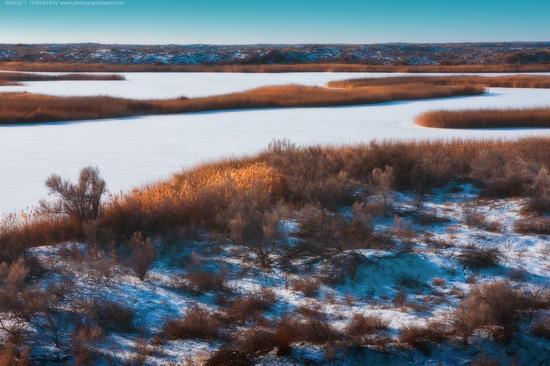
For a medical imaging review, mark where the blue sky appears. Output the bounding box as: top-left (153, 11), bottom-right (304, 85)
top-left (1, 0), bottom-right (549, 44)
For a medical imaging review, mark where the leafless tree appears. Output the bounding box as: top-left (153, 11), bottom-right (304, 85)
top-left (41, 166), bottom-right (106, 224)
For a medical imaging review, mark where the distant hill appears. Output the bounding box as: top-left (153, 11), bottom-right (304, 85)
top-left (1, 42), bottom-right (549, 66)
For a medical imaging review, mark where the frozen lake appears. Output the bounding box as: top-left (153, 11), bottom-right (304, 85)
top-left (1, 72), bottom-right (550, 213)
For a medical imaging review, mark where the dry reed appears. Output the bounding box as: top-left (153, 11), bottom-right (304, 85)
top-left (0, 83), bottom-right (483, 124)
top-left (416, 108), bottom-right (550, 129)
top-left (2, 62), bottom-right (550, 73)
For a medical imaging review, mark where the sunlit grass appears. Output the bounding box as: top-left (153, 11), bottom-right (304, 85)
top-left (416, 108), bottom-right (550, 129)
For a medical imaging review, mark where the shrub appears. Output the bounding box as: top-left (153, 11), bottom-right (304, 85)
top-left (398, 322), bottom-right (450, 355)
top-left (432, 278), bottom-right (446, 287)
top-left (458, 244), bottom-right (501, 269)
top-left (451, 281), bottom-right (548, 344)
top-left (181, 255), bottom-right (229, 295)
top-left (532, 317), bottom-right (550, 339)
top-left (344, 314), bottom-right (390, 347)
top-left (370, 166), bottom-right (395, 215)
top-left (224, 289), bottom-right (276, 324)
top-left (291, 277), bottom-right (321, 298)
top-left (71, 324), bottom-right (104, 366)
top-left (0, 345), bottom-right (32, 366)
top-left (73, 299), bottom-right (135, 333)
top-left (299, 318), bottom-right (341, 345)
top-left (162, 305), bottom-right (222, 341)
top-left (0, 258), bottom-right (45, 345)
top-left (234, 327), bottom-right (276, 359)
top-left (128, 232), bottom-right (158, 281)
top-left (205, 346), bottom-right (251, 366)
top-left (514, 216), bottom-right (550, 235)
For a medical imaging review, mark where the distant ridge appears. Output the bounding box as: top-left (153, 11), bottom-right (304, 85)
top-left (0, 42), bottom-right (549, 67)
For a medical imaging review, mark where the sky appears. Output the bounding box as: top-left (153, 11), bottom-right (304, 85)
top-left (0, 0), bottom-right (549, 44)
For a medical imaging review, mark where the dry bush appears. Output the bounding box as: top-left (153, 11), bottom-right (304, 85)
top-left (0, 258), bottom-right (46, 345)
top-left (461, 203), bottom-right (486, 229)
top-left (205, 346), bottom-right (251, 366)
top-left (523, 167), bottom-right (550, 215)
top-left (266, 142), bottom-right (354, 206)
top-left (271, 319), bottom-right (295, 356)
top-left (0, 345), bottom-right (32, 366)
top-left (451, 281), bottom-right (548, 344)
top-left (417, 107), bottom-right (550, 129)
top-left (341, 202), bottom-right (374, 249)
top-left (514, 216), bottom-right (550, 235)
top-left (71, 324), bottom-right (104, 366)
top-left (532, 317), bottom-right (550, 339)
top-left (291, 277), bottom-right (322, 298)
top-left (458, 244), bottom-right (501, 269)
top-left (233, 327), bottom-right (276, 359)
top-left (223, 289), bottom-right (276, 324)
top-left (162, 305), bottom-right (222, 341)
top-left (181, 254), bottom-right (229, 295)
top-left (85, 257), bottom-right (116, 286)
top-left (127, 232), bottom-right (158, 281)
top-left (432, 278), bottom-right (446, 288)
top-left (226, 202), bottom-right (283, 269)
top-left (398, 321), bottom-right (450, 355)
top-left (283, 315), bottom-right (340, 345)
top-left (393, 216), bottom-right (417, 248)
top-left (344, 314), bottom-right (390, 347)
top-left (370, 166), bottom-right (396, 215)
top-left (73, 299), bottom-right (135, 333)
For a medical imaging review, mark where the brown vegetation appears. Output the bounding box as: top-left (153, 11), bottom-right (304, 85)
top-left (416, 107), bottom-right (550, 129)
top-left (0, 81), bottom-right (483, 124)
top-left (451, 281), bottom-right (549, 344)
top-left (0, 71), bottom-right (124, 86)
top-left (100, 137), bottom-right (550, 239)
top-left (458, 244), bottom-right (501, 269)
top-left (2, 136), bottom-right (550, 364)
top-left (398, 322), bottom-right (450, 355)
top-left (162, 305), bottom-right (222, 341)
top-left (2, 62), bottom-right (550, 73)
top-left (514, 216), bottom-right (550, 235)
top-left (328, 75), bottom-right (550, 89)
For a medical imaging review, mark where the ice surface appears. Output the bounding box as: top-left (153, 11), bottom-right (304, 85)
top-left (1, 73), bottom-right (550, 213)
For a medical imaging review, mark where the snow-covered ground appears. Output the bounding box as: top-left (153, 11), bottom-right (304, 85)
top-left (25, 186), bottom-right (550, 365)
top-left (1, 73), bottom-right (550, 213)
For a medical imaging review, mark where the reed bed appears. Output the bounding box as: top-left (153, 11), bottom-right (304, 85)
top-left (2, 62), bottom-right (550, 73)
top-left (416, 108), bottom-right (550, 129)
top-left (0, 71), bottom-right (124, 86)
top-left (0, 83), bottom-right (484, 124)
top-left (327, 75), bottom-right (550, 89)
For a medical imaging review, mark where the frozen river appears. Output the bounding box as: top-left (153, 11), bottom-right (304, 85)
top-left (1, 72), bottom-right (550, 213)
